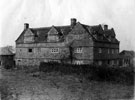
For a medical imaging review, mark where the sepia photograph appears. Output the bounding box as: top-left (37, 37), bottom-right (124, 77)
top-left (0, 0), bottom-right (135, 100)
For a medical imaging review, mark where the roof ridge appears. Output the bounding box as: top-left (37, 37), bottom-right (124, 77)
top-left (30, 27), bottom-right (51, 30)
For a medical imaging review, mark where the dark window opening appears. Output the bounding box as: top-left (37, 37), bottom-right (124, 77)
top-left (108, 60), bottom-right (110, 64)
top-left (18, 60), bottom-right (21, 62)
top-left (28, 48), bottom-right (33, 53)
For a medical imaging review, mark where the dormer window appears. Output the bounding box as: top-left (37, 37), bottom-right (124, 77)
top-left (48, 35), bottom-right (59, 42)
top-left (47, 27), bottom-right (60, 42)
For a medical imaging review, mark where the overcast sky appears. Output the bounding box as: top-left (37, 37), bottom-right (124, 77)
top-left (0, 0), bottom-right (135, 51)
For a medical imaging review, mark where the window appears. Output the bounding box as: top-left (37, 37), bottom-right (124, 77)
top-left (24, 36), bottom-right (34, 43)
top-left (111, 60), bottom-right (114, 65)
top-left (98, 61), bottom-right (102, 65)
top-left (112, 49), bottom-right (114, 54)
top-left (76, 48), bottom-right (83, 53)
top-left (116, 49), bottom-right (119, 54)
top-left (75, 60), bottom-right (83, 65)
top-left (74, 35), bottom-right (80, 39)
top-left (108, 48), bottom-right (110, 54)
top-left (48, 36), bottom-right (59, 42)
top-left (51, 48), bottom-right (59, 53)
top-left (99, 48), bottom-right (102, 53)
top-left (28, 48), bottom-right (33, 53)
top-left (17, 59), bottom-right (21, 62)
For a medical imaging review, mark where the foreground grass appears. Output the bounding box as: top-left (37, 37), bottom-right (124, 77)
top-left (0, 67), bottom-right (134, 100)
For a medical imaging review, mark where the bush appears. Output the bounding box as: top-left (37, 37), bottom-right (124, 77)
top-left (39, 62), bottom-right (134, 85)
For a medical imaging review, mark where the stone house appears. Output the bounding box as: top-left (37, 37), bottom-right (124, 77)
top-left (15, 18), bottom-right (120, 66)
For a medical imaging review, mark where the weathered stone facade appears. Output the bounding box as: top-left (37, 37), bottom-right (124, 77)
top-left (15, 18), bottom-right (119, 66)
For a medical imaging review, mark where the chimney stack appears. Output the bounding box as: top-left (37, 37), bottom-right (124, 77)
top-left (71, 18), bottom-right (77, 28)
top-left (104, 25), bottom-right (108, 31)
top-left (24, 23), bottom-right (29, 30)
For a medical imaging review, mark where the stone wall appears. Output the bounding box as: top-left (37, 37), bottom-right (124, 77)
top-left (15, 43), bottom-right (70, 66)
top-left (73, 47), bottom-right (93, 60)
top-left (93, 42), bottom-right (119, 65)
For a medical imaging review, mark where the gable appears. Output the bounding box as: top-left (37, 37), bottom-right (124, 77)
top-left (48, 26), bottom-right (59, 35)
top-left (66, 22), bottom-right (92, 43)
top-left (70, 22), bottom-right (87, 35)
top-left (47, 26), bottom-right (61, 42)
top-left (16, 29), bottom-right (35, 43)
top-left (16, 30), bottom-right (25, 43)
top-left (24, 29), bottom-right (35, 43)
top-left (24, 29), bottom-right (34, 36)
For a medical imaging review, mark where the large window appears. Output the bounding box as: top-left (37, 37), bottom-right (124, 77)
top-left (76, 48), bottom-right (83, 53)
top-left (51, 48), bottom-right (59, 53)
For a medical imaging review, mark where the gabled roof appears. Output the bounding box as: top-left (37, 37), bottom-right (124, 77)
top-left (119, 50), bottom-right (135, 56)
top-left (30, 27), bottom-right (50, 42)
top-left (16, 20), bottom-right (119, 44)
top-left (104, 28), bottom-right (115, 37)
top-left (29, 25), bottom-right (71, 43)
top-left (81, 24), bottom-right (119, 43)
top-left (0, 47), bottom-right (14, 56)
top-left (119, 50), bottom-right (135, 58)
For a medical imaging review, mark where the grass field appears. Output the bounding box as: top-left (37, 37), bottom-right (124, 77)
top-left (0, 67), bottom-right (134, 100)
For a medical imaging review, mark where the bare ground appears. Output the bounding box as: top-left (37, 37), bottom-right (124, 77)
top-left (0, 68), bottom-right (134, 100)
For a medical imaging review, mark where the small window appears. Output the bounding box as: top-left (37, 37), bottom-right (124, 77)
top-left (98, 61), bottom-right (102, 65)
top-left (74, 35), bottom-right (80, 39)
top-left (28, 48), bottom-right (33, 53)
top-left (111, 60), bottom-right (114, 65)
top-left (112, 49), bottom-right (114, 54)
top-left (76, 60), bottom-right (83, 65)
top-left (99, 48), bottom-right (102, 53)
top-left (108, 60), bottom-right (110, 64)
top-left (108, 49), bottom-right (110, 54)
top-left (18, 60), bottom-right (21, 62)
top-left (116, 49), bottom-right (119, 54)
top-left (76, 48), bottom-right (83, 53)
top-left (51, 48), bottom-right (59, 53)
